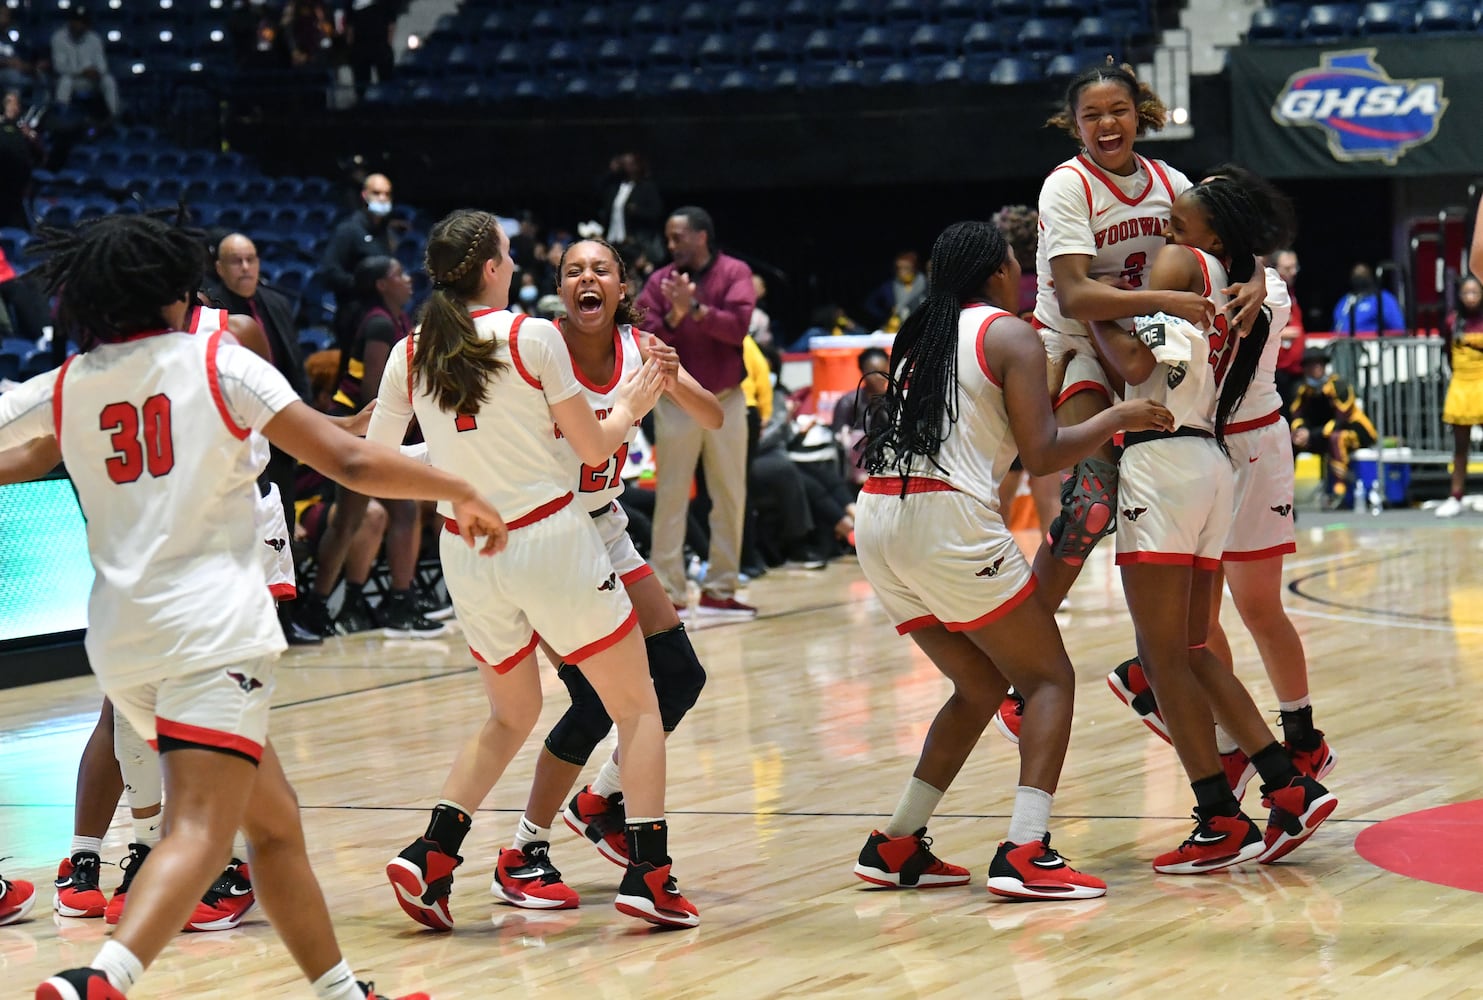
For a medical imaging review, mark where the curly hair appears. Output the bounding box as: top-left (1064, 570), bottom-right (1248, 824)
top-left (1046, 59), bottom-right (1167, 141)
top-left (556, 238), bottom-right (646, 327)
top-left (992, 204), bottom-right (1039, 274)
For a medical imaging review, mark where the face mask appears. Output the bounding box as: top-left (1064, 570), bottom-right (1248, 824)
top-left (366, 199), bottom-right (392, 217)
top-left (519, 285), bottom-right (539, 304)
top-left (1305, 375), bottom-right (1324, 388)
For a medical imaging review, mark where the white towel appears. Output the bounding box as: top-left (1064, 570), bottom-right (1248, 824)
top-left (1132, 312), bottom-right (1211, 430)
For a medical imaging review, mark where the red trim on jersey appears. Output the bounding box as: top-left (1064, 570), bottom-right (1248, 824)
top-left (1052, 163), bottom-right (1094, 217)
top-left (51, 355), bottom-right (76, 440)
top-left (1222, 541), bottom-right (1296, 563)
top-left (943, 575), bottom-right (1038, 632)
top-left (205, 330), bottom-right (252, 441)
top-left (188, 308), bottom-right (226, 335)
top-left (508, 313), bottom-right (541, 389)
top-left (1076, 153), bottom-right (1157, 207)
top-left (1146, 157), bottom-right (1178, 201)
top-left (862, 476), bottom-right (958, 496)
top-left (1055, 379), bottom-right (1112, 410)
top-left (973, 310), bottom-right (1010, 388)
top-left (1225, 409), bottom-right (1282, 436)
top-left (405, 334), bottom-right (415, 406)
top-left (268, 582), bottom-right (297, 600)
top-left (155, 718), bottom-right (264, 763)
top-left (620, 564), bottom-right (654, 587)
top-left (563, 608), bottom-right (639, 664)
top-left (119, 327), bottom-right (173, 343)
top-left (1116, 551), bottom-right (1222, 571)
top-left (895, 613), bottom-right (941, 635)
top-left (1185, 245), bottom-right (1213, 298)
top-left (443, 491), bottom-right (573, 536)
top-left (469, 307), bottom-right (501, 319)
top-left (561, 320), bottom-right (624, 394)
top-left (472, 633), bottom-right (540, 675)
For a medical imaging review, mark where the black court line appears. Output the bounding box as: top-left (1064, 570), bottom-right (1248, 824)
top-left (1286, 553), bottom-right (1467, 625)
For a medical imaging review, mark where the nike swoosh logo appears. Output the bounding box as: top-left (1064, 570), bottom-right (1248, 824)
top-left (1094, 205), bottom-right (1113, 217)
top-left (509, 868), bottom-right (552, 880)
top-left (1030, 856), bottom-right (1065, 869)
top-left (1191, 831), bottom-right (1228, 844)
top-left (1248, 456), bottom-right (1259, 463)
top-left (227, 885), bottom-right (253, 896)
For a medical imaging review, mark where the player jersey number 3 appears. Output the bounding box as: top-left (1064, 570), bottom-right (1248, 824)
top-left (100, 395), bottom-right (175, 483)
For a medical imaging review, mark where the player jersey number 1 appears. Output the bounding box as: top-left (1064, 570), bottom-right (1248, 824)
top-left (99, 395), bottom-right (175, 484)
top-left (580, 443), bottom-right (629, 493)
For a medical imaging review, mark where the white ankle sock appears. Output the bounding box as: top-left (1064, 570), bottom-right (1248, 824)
top-left (590, 756), bottom-right (623, 798)
top-left (132, 812), bottom-right (163, 848)
top-left (883, 777), bottom-right (944, 839)
top-left (1214, 724), bottom-right (1240, 755)
top-left (1006, 786), bottom-right (1054, 846)
top-left (70, 836), bottom-right (103, 859)
top-left (1278, 695), bottom-right (1311, 713)
top-left (512, 815), bottom-right (549, 851)
top-left (311, 960), bottom-right (364, 1000)
top-left (93, 940), bottom-right (144, 993)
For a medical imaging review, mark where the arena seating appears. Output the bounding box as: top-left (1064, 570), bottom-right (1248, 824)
top-left (1245, 0), bottom-right (1483, 43)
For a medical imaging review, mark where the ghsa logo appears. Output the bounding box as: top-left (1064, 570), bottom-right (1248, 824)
top-left (1271, 50), bottom-right (1447, 165)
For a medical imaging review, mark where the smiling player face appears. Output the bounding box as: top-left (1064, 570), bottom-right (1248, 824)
top-left (1076, 80), bottom-right (1140, 176)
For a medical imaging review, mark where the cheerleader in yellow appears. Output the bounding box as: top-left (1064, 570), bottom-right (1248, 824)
top-left (1437, 275), bottom-right (1483, 517)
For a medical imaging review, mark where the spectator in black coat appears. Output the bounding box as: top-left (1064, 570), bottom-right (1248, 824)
top-left (320, 172), bottom-right (394, 349)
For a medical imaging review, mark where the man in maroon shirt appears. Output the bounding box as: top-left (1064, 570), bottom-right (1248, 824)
top-left (636, 207), bottom-right (758, 618)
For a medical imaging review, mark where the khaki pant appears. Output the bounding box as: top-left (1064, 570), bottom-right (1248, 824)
top-left (652, 387), bottom-right (748, 601)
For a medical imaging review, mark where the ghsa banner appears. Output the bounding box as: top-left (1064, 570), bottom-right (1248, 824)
top-left (1230, 38), bottom-right (1483, 177)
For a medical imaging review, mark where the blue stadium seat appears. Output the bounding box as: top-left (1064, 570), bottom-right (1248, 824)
top-left (512, 78), bottom-right (555, 101)
top-left (854, 26), bottom-right (895, 65)
top-left (1044, 53), bottom-right (1082, 78)
top-left (647, 35), bottom-right (692, 72)
top-left (299, 327), bottom-right (334, 356)
top-left (563, 75), bottom-right (595, 98)
top-left (631, 4), bottom-right (676, 37)
top-left (0, 229), bottom-right (31, 259)
top-left (666, 70), bottom-right (713, 94)
top-left (990, 0), bottom-right (1036, 20)
top-left (546, 40), bottom-right (585, 74)
top-left (525, 9), bottom-right (567, 42)
top-left (595, 38), bottom-right (637, 73)
top-left (730, 1), bottom-right (776, 31)
top-left (939, 0), bottom-right (981, 27)
top-left (989, 56), bottom-right (1040, 84)
top-left (717, 68), bottom-right (764, 91)
top-left (447, 44), bottom-right (479, 75)
top-left (1016, 19), bottom-right (1067, 57)
top-left (908, 23), bottom-right (954, 58)
top-left (1071, 16), bottom-right (1121, 52)
top-left (802, 28), bottom-right (845, 65)
top-left (697, 33), bottom-right (745, 69)
top-left (963, 21), bottom-right (1012, 55)
top-left (479, 10), bottom-right (517, 42)
top-left (750, 31), bottom-right (794, 70)
top-left (782, 0), bottom-right (831, 30)
top-left (1097, 0), bottom-right (1150, 14)
top-left (1416, 0), bottom-right (1474, 32)
top-left (833, 0), bottom-right (883, 30)
top-left (269, 262), bottom-right (315, 297)
top-left (1039, 0), bottom-right (1083, 21)
top-left (1246, 8), bottom-right (1297, 42)
top-left (1, 337), bottom-right (36, 358)
top-left (679, 2), bottom-right (721, 35)
top-left (493, 42), bottom-right (527, 79)
top-left (772, 65), bottom-right (802, 90)
top-left (826, 64), bottom-right (868, 87)
top-left (879, 60), bottom-right (923, 85)
top-left (19, 350), bottom-right (54, 381)
top-left (1300, 4), bottom-right (1361, 41)
top-left (1359, 1), bottom-right (1417, 31)
top-left (0, 354), bottom-right (20, 383)
top-left (38, 203), bottom-right (77, 228)
top-left (881, 0), bottom-right (926, 25)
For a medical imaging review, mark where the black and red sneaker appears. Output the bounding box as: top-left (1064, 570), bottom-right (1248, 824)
top-left (1286, 733), bottom-right (1337, 783)
top-left (491, 843), bottom-right (579, 910)
top-left (1153, 812), bottom-right (1265, 875)
top-left (386, 837), bottom-right (462, 931)
top-left (1223, 749), bottom-right (1257, 801)
top-left (359, 982), bottom-right (430, 1000)
top-left (104, 844), bottom-right (150, 925)
top-left (986, 835), bottom-right (1106, 900)
top-left (185, 858), bottom-right (255, 932)
top-left (563, 785), bottom-right (629, 867)
top-left (1258, 775), bottom-right (1338, 864)
top-left (1107, 657), bottom-right (1171, 744)
top-left (614, 860), bottom-right (699, 928)
top-left (0, 868), bottom-right (36, 926)
top-left (52, 853), bottom-right (105, 919)
top-left (35, 968), bottom-right (126, 1000)
top-left (992, 690), bottom-right (1024, 745)
top-left (854, 828), bottom-right (971, 888)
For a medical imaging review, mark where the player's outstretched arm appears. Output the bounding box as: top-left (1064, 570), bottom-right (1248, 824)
top-left (0, 437), bottom-right (63, 486)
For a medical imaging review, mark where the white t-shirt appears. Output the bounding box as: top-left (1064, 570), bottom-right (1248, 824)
top-left (367, 309), bottom-right (584, 522)
top-left (0, 331), bottom-right (300, 685)
top-left (1035, 153), bottom-right (1191, 340)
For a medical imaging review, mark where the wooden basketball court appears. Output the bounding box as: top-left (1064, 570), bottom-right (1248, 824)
top-left (3, 513), bottom-right (1481, 997)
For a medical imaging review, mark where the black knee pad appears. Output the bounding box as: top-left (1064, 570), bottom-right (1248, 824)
top-left (1048, 456), bottom-right (1119, 565)
top-left (543, 662), bottom-right (614, 766)
top-left (647, 624), bottom-right (707, 732)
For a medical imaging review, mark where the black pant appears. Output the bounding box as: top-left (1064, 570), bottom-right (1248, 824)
top-left (750, 449), bottom-right (814, 564)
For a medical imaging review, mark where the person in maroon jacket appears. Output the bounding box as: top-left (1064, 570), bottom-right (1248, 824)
top-left (635, 207), bottom-right (758, 618)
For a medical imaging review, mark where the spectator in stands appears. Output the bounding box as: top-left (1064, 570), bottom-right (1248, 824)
top-left (0, 245), bottom-right (49, 345)
top-left (50, 8), bottom-right (118, 122)
top-left (636, 205), bottom-right (757, 618)
top-left (0, 8), bottom-right (39, 97)
top-left (0, 90), bottom-right (42, 231)
top-left (599, 151), bottom-right (664, 264)
top-left (283, 1), bottom-right (338, 68)
top-left (1273, 249), bottom-right (1305, 410)
top-left (992, 205), bottom-right (1039, 317)
top-left (831, 346), bottom-right (888, 487)
top-left (346, 0), bottom-right (399, 98)
top-left (748, 274), bottom-right (774, 350)
top-left (1436, 276), bottom-right (1483, 517)
top-left (863, 251), bottom-right (928, 333)
top-left (228, 0), bottom-right (288, 71)
top-left (321, 172), bottom-right (394, 349)
top-left (1332, 262), bottom-right (1405, 335)
top-left (1290, 348), bottom-right (1377, 509)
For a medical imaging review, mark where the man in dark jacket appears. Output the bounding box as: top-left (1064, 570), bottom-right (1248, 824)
top-left (320, 172), bottom-right (394, 349)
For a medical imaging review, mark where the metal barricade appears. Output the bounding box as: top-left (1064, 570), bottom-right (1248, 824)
top-left (1325, 336), bottom-right (1450, 511)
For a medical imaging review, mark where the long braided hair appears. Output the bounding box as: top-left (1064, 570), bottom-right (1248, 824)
top-left (556, 237), bottom-right (646, 327)
top-left (861, 221), bottom-right (1007, 487)
top-left (29, 214), bottom-right (203, 347)
top-left (1186, 168), bottom-right (1296, 446)
top-left (414, 209), bottom-right (509, 415)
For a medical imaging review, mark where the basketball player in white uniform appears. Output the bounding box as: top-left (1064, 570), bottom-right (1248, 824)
top-left (849, 220), bottom-right (1172, 901)
top-left (1086, 175), bottom-right (1337, 878)
top-left (5, 213), bottom-right (503, 1000)
top-left (492, 237), bottom-right (722, 910)
top-left (376, 211), bottom-right (700, 930)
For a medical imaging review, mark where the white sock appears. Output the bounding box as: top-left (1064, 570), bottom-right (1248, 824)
top-left (1006, 786), bottom-right (1054, 846)
top-left (1214, 724), bottom-right (1240, 755)
top-left (512, 815), bottom-right (549, 851)
top-left (882, 777), bottom-right (944, 839)
top-left (590, 756), bottom-right (623, 798)
top-left (93, 940), bottom-right (144, 993)
top-left (70, 835), bottom-right (103, 859)
top-left (132, 812), bottom-right (163, 848)
top-left (1278, 695), bottom-right (1311, 713)
top-left (311, 960), bottom-right (364, 1000)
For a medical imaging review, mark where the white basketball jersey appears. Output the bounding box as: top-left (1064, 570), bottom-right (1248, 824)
top-left (190, 307), bottom-right (272, 476)
top-left (367, 309), bottom-right (584, 523)
top-left (1126, 247), bottom-right (1229, 433)
top-left (558, 321), bottom-right (644, 513)
top-left (901, 305), bottom-right (1019, 512)
top-left (1227, 268), bottom-right (1292, 428)
top-left (1, 331), bottom-right (299, 685)
top-left (1035, 154), bottom-right (1191, 339)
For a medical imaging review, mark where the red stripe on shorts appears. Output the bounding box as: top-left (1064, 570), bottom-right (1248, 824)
top-left (944, 575), bottom-right (1038, 632)
top-left (563, 608), bottom-right (639, 664)
top-left (444, 492), bottom-right (573, 536)
top-left (619, 564), bottom-right (654, 587)
top-left (472, 633), bottom-right (540, 675)
top-left (1055, 379), bottom-right (1112, 410)
top-left (155, 719), bottom-right (263, 763)
top-left (862, 476), bottom-right (957, 496)
top-left (1222, 542), bottom-right (1296, 563)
